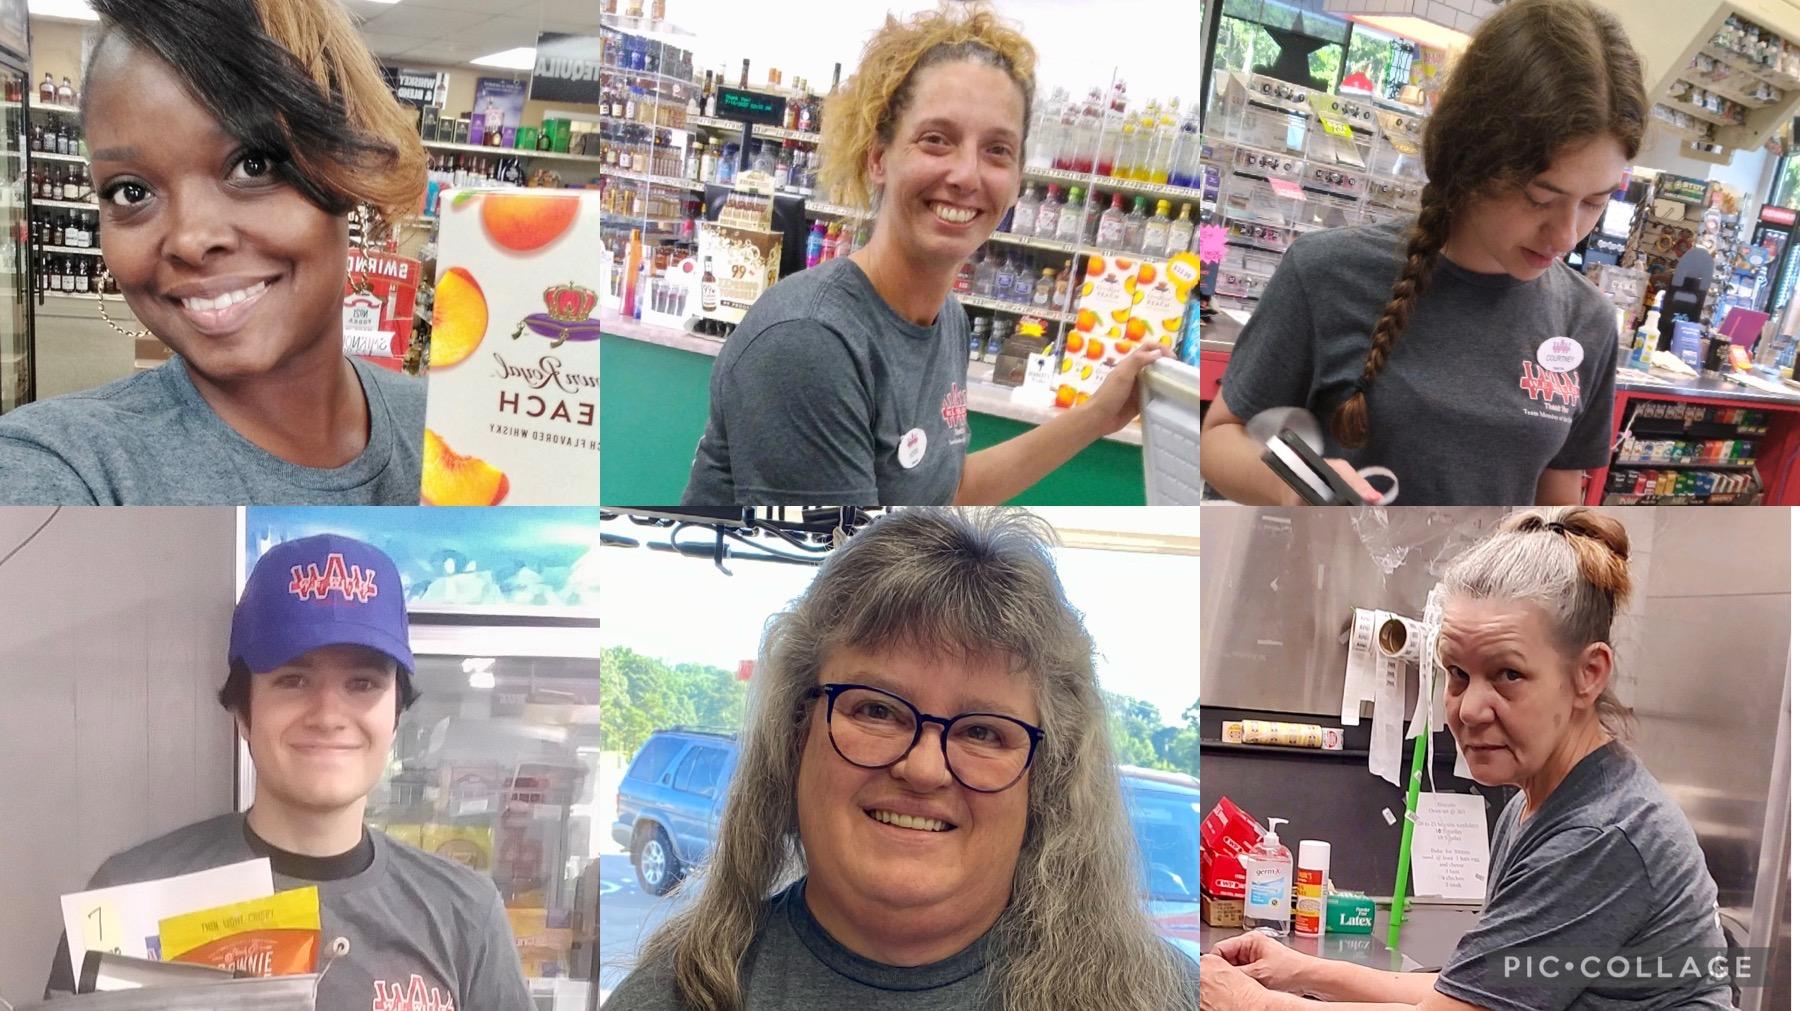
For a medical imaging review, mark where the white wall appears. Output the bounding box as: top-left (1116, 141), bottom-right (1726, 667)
top-left (0, 508), bottom-right (238, 1005)
top-left (664, 0), bottom-right (1204, 109)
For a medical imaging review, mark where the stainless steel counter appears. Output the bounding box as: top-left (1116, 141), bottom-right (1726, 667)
top-left (1617, 370), bottom-right (1800, 409)
top-left (1198, 905), bottom-right (1483, 975)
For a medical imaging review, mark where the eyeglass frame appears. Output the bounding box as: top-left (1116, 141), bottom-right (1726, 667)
top-left (805, 682), bottom-right (1046, 793)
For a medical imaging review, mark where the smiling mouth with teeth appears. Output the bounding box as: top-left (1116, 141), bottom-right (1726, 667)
top-left (929, 202), bottom-right (979, 225)
top-left (866, 808), bottom-right (955, 832)
top-left (179, 280), bottom-right (270, 313)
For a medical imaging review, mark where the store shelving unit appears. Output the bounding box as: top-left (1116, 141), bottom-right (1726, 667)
top-left (1615, 0), bottom-right (1800, 163)
top-left (422, 139), bottom-right (599, 164)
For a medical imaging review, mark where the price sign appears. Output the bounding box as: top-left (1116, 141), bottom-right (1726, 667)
top-left (716, 87), bottom-right (788, 128)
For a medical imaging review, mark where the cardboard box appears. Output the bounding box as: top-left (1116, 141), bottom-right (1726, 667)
top-left (1202, 891), bottom-right (1244, 928)
top-left (506, 907), bottom-right (573, 978)
top-left (1202, 845), bottom-right (1246, 898)
top-left (424, 189), bottom-right (600, 505)
top-left (1201, 795), bottom-right (1265, 857)
top-left (1327, 892), bottom-right (1376, 934)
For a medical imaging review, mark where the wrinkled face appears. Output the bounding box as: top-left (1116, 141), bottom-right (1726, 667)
top-left (83, 41), bottom-right (349, 382)
top-left (796, 643), bottom-right (1038, 921)
top-left (1459, 134), bottom-right (1628, 280)
top-left (868, 60), bottom-right (1026, 269)
top-left (1439, 597), bottom-right (1582, 787)
top-left (241, 644), bottom-right (398, 815)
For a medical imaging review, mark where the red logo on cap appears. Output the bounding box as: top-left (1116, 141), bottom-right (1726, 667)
top-left (288, 553), bottom-right (380, 603)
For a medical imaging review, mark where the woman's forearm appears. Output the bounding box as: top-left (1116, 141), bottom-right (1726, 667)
top-left (1198, 421), bottom-right (1296, 505)
top-left (1305, 960), bottom-right (1441, 1004)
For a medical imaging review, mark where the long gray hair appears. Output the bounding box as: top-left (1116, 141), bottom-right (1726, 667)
top-left (1440, 506), bottom-right (1636, 739)
top-left (635, 508), bottom-right (1190, 1010)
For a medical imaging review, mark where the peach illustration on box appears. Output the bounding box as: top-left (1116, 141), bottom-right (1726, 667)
top-left (429, 267), bottom-right (489, 368)
top-left (422, 428), bottom-right (510, 506)
top-left (481, 192), bottom-right (581, 252)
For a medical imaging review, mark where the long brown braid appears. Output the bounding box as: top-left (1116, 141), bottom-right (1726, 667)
top-left (1329, 0), bottom-right (1647, 449)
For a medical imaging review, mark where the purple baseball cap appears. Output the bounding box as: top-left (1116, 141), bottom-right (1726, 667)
top-left (230, 534), bottom-right (414, 675)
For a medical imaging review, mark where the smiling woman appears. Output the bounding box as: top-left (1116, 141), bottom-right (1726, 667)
top-left (0, 0), bottom-right (428, 505)
top-left (605, 508), bottom-right (1199, 1010)
top-left (679, 3), bottom-right (1168, 507)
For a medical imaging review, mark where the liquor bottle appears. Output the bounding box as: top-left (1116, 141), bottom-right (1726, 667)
top-left (1096, 192), bottom-right (1127, 249)
top-left (954, 253), bottom-right (975, 294)
top-left (1165, 203), bottom-right (1197, 257)
top-left (700, 255), bottom-right (719, 311)
top-left (61, 73), bottom-right (79, 103)
top-left (774, 143), bottom-right (793, 190)
top-left (1034, 184), bottom-right (1063, 240)
top-left (701, 70), bottom-right (714, 116)
top-left (38, 72), bottom-right (52, 104)
top-left (994, 252), bottom-right (1018, 303)
top-left (1031, 267), bottom-right (1054, 306)
top-left (805, 221), bottom-right (826, 268)
top-left (537, 124), bottom-right (553, 151)
top-left (1056, 185), bottom-right (1084, 242)
top-left (821, 220), bottom-right (842, 261)
top-left (1054, 259), bottom-right (1071, 303)
top-left (739, 58), bottom-right (750, 90)
top-left (974, 246), bottom-right (998, 297)
top-left (53, 213), bottom-right (65, 246)
top-left (75, 257), bottom-right (89, 293)
top-left (1122, 195), bottom-right (1149, 251)
top-left (63, 166), bottom-right (79, 201)
top-left (1010, 185), bottom-right (1040, 235)
top-left (830, 63), bottom-right (842, 94)
top-left (1141, 199), bottom-right (1172, 257)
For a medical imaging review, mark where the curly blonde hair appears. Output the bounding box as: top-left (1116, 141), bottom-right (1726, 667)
top-left (818, 2), bottom-right (1037, 210)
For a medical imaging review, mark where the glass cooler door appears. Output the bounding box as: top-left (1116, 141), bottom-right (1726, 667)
top-left (0, 62), bottom-right (31, 414)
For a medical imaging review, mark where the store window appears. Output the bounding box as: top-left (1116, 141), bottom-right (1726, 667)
top-left (1212, 0), bottom-right (1351, 92)
top-left (596, 510), bottom-right (1201, 998)
top-left (243, 507), bottom-right (603, 1011)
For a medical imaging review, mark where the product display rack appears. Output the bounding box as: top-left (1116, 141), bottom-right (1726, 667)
top-left (1598, 399), bottom-right (1771, 504)
top-left (1613, 0), bottom-right (1800, 164)
top-left (10, 94), bottom-right (110, 300)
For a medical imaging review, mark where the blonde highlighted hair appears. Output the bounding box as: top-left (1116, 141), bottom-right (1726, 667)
top-left (630, 509), bottom-right (1194, 1010)
top-left (86, 0), bottom-right (427, 225)
top-left (1441, 506), bottom-right (1637, 739)
top-left (818, 3), bottom-right (1037, 210)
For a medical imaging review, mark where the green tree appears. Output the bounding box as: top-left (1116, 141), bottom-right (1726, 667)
top-left (1105, 690), bottom-right (1181, 773)
top-left (599, 646), bottom-right (750, 758)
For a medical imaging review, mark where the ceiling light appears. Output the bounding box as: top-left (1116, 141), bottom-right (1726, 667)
top-left (26, 0), bottom-right (98, 21)
top-left (470, 47), bottom-right (536, 71)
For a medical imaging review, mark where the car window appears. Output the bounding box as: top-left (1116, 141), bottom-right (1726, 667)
top-left (1125, 783), bottom-right (1202, 902)
top-left (626, 736), bottom-right (683, 783)
top-left (687, 747), bottom-right (728, 797)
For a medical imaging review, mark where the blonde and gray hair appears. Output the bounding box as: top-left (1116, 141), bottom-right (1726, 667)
top-left (634, 508), bottom-right (1191, 1010)
top-left (1440, 506), bottom-right (1635, 738)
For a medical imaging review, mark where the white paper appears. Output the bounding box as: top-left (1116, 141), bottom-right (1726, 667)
top-left (62, 858), bottom-right (274, 987)
top-left (1368, 611), bottom-right (1405, 787)
top-left (1409, 793), bottom-right (1490, 901)
top-left (1342, 608), bottom-right (1378, 726)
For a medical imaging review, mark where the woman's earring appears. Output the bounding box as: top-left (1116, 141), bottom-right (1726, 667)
top-left (95, 266), bottom-right (150, 340)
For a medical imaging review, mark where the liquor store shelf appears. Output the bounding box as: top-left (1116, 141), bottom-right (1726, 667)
top-left (957, 293), bottom-right (1075, 325)
top-left (31, 151), bottom-right (86, 164)
top-left (42, 244), bottom-right (100, 256)
top-left (689, 114), bottom-right (822, 145)
top-left (422, 140), bottom-right (599, 164)
top-left (36, 198), bottom-right (95, 211)
top-left (43, 291), bottom-right (123, 301)
top-left (1, 100), bottom-right (80, 116)
top-left (597, 166), bottom-right (706, 191)
top-left (1021, 166), bottom-right (1210, 206)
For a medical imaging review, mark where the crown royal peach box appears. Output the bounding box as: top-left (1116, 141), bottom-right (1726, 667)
top-left (423, 189), bottom-right (600, 505)
top-left (1054, 251), bottom-right (1202, 408)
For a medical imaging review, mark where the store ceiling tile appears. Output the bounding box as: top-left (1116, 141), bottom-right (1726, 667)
top-left (355, 5), bottom-right (497, 35)
top-left (359, 32), bottom-right (440, 60)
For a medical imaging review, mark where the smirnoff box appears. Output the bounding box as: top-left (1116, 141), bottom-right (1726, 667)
top-left (423, 189), bottom-right (600, 505)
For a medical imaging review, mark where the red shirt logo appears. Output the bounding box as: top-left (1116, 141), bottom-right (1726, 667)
top-left (288, 552), bottom-right (380, 603)
top-left (372, 973), bottom-right (455, 1010)
top-left (941, 383), bottom-right (969, 432)
top-left (1519, 361), bottom-right (1581, 408)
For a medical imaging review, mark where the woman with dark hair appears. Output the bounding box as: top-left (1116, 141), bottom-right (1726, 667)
top-left (1199, 0), bottom-right (1647, 507)
top-left (1203, 508), bottom-right (1733, 1010)
top-left (0, 0), bottom-right (428, 505)
top-left (680, 4), bottom-right (1166, 507)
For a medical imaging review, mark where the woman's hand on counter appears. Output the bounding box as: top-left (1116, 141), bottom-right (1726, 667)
top-left (1201, 953), bottom-right (1276, 1011)
top-left (1212, 930), bottom-right (1321, 993)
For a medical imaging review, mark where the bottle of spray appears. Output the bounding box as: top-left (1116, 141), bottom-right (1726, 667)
top-left (1241, 817), bottom-right (1293, 936)
top-left (1294, 840), bottom-right (1330, 937)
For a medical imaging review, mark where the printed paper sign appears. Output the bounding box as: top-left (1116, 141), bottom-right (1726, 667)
top-left (1410, 793), bottom-right (1491, 901)
top-left (62, 858), bottom-right (274, 989)
top-left (342, 250), bottom-right (421, 371)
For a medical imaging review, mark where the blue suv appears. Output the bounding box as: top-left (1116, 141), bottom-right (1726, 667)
top-left (612, 728), bottom-right (739, 895)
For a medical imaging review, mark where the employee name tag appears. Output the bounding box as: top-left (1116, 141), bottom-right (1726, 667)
top-left (1537, 336), bottom-right (1583, 373)
top-left (898, 428), bottom-right (928, 469)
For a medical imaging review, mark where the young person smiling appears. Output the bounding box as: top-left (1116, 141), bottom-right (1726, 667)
top-left (681, 5), bottom-right (1165, 506)
top-left (1199, 0), bottom-right (1647, 507)
top-left (0, 0), bottom-right (428, 505)
top-left (44, 534), bottom-right (530, 1006)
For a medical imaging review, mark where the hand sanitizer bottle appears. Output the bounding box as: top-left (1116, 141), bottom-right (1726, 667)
top-left (1241, 817), bottom-right (1293, 936)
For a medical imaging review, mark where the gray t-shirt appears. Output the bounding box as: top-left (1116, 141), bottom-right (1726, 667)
top-left (1436, 742), bottom-right (1733, 1010)
top-left (1220, 217), bottom-right (1619, 505)
top-left (44, 813), bottom-right (531, 1009)
top-left (682, 258), bottom-right (971, 506)
top-left (604, 878), bottom-right (1199, 1010)
top-left (0, 355), bottom-right (426, 504)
